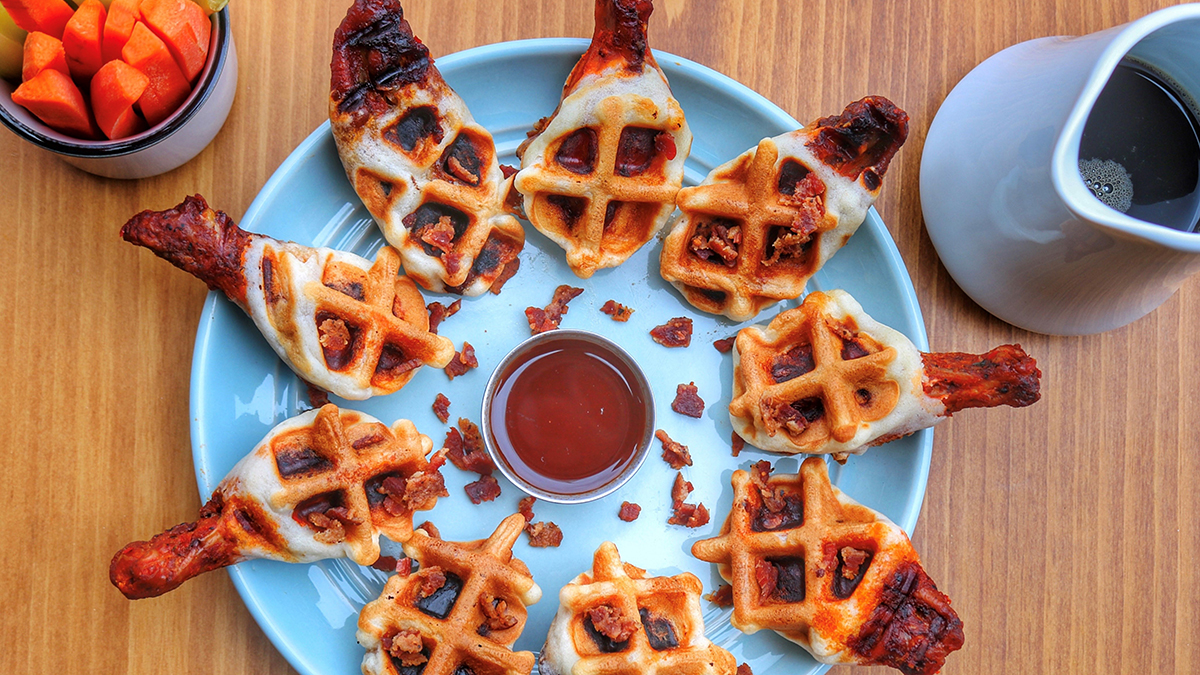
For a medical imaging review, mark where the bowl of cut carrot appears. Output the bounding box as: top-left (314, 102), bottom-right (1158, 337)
top-left (0, 0), bottom-right (236, 179)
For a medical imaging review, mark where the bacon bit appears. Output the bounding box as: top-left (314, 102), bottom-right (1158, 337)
top-left (416, 521), bottom-right (440, 539)
top-left (417, 567), bottom-right (446, 599)
top-left (671, 473), bottom-right (694, 507)
top-left (306, 382), bottom-right (330, 408)
top-left (755, 560), bottom-right (779, 600)
top-left (465, 474), bottom-right (502, 504)
top-left (479, 593), bottom-right (519, 631)
top-left (377, 475), bottom-right (409, 516)
top-left (668, 502), bottom-right (709, 528)
top-left (587, 604), bottom-right (638, 642)
top-left (689, 219), bottom-right (741, 266)
top-left (419, 216), bottom-right (456, 254)
top-left (489, 258), bottom-right (520, 295)
top-left (656, 429), bottom-right (693, 469)
top-left (736, 664), bottom-right (754, 675)
top-left (767, 178), bottom-right (825, 265)
top-left (444, 341), bottom-right (478, 380)
top-left (731, 432), bottom-right (745, 457)
top-left (705, 584), bottom-right (734, 607)
top-left (383, 629), bottom-right (426, 666)
top-left (403, 468), bottom-right (449, 511)
top-left (499, 164), bottom-right (519, 179)
top-left (426, 299), bottom-right (462, 335)
top-left (517, 496), bottom-right (536, 522)
top-left (841, 547), bottom-right (869, 579)
top-left (396, 557), bottom-right (414, 576)
top-left (600, 299), bottom-right (634, 321)
top-left (370, 555), bottom-right (399, 573)
top-left (671, 382), bottom-right (705, 418)
top-left (317, 318), bottom-right (351, 351)
top-left (668, 472), bottom-right (709, 527)
top-left (650, 317), bottom-right (693, 347)
top-left (525, 521), bottom-right (563, 547)
top-left (446, 155), bottom-right (479, 185)
top-left (432, 393), bottom-right (450, 423)
top-left (309, 512), bottom-right (347, 544)
top-left (749, 460), bottom-right (787, 514)
top-left (446, 418), bottom-right (496, 474)
top-left (526, 285), bottom-right (584, 334)
top-left (618, 501), bottom-right (641, 522)
top-left (713, 336), bottom-right (736, 353)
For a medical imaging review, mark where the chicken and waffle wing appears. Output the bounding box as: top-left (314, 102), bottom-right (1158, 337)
top-left (121, 195), bottom-right (455, 400)
top-left (357, 514), bottom-right (542, 675)
top-left (109, 404), bottom-right (444, 599)
top-left (514, 0), bottom-right (692, 278)
top-left (538, 541), bottom-right (736, 675)
top-left (331, 0), bottom-right (525, 295)
top-left (659, 97), bottom-right (908, 321)
top-left (730, 289), bottom-right (1040, 456)
top-left (691, 458), bottom-right (964, 674)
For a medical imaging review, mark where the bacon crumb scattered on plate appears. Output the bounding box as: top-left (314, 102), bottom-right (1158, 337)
top-left (731, 431), bottom-right (745, 457)
top-left (445, 418), bottom-right (496, 475)
top-left (518, 496), bottom-right (536, 522)
top-left (618, 501), bottom-right (641, 522)
top-left (432, 393), bottom-right (450, 423)
top-left (525, 521), bottom-right (563, 547)
top-left (464, 474), bottom-right (501, 504)
top-left (705, 584), bottom-right (734, 606)
top-left (671, 382), bottom-right (704, 418)
top-left (656, 429), bottom-right (693, 469)
top-left (668, 471), bottom-right (709, 528)
top-left (426, 299), bottom-right (462, 335)
top-left (713, 336), bottom-right (736, 353)
top-left (736, 663), bottom-right (754, 675)
top-left (650, 317), bottom-right (693, 347)
top-left (444, 341), bottom-right (478, 380)
top-left (526, 285), bottom-right (584, 334)
top-left (600, 299), bottom-right (634, 321)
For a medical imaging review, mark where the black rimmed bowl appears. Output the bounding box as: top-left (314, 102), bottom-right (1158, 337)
top-left (481, 329), bottom-right (656, 504)
top-left (0, 7), bottom-right (236, 179)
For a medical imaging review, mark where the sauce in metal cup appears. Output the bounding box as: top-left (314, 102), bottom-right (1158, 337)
top-left (481, 330), bottom-right (654, 504)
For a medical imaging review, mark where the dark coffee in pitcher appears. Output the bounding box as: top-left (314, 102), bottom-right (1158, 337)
top-left (1078, 57), bottom-right (1200, 232)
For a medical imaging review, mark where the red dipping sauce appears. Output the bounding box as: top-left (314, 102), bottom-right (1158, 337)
top-left (486, 333), bottom-right (652, 498)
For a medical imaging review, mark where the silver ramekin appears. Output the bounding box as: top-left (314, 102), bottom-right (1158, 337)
top-left (481, 329), bottom-right (655, 504)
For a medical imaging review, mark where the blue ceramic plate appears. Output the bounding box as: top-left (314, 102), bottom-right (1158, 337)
top-left (191, 38), bottom-right (931, 675)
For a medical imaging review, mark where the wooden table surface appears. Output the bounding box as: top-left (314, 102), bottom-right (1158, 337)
top-left (3, 1), bottom-right (1197, 673)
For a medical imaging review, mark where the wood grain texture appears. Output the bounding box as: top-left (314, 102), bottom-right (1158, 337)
top-left (1, 1), bottom-right (1196, 674)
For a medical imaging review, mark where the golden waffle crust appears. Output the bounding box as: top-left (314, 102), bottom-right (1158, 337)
top-left (539, 541), bottom-right (736, 675)
top-left (691, 459), bottom-right (964, 674)
top-left (514, 0), bottom-right (692, 278)
top-left (357, 514), bottom-right (542, 675)
top-left (729, 290), bottom-right (943, 456)
top-left (331, 0), bottom-right (524, 296)
top-left (659, 97), bottom-right (908, 321)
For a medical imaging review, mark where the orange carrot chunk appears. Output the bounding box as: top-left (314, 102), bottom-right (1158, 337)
top-left (61, 0), bottom-right (106, 79)
top-left (11, 68), bottom-right (96, 138)
top-left (21, 30), bottom-right (68, 81)
top-left (101, 0), bottom-right (138, 64)
top-left (121, 21), bottom-right (190, 127)
top-left (0, 0), bottom-right (74, 39)
top-left (91, 58), bottom-right (149, 139)
top-left (138, 0), bottom-right (209, 82)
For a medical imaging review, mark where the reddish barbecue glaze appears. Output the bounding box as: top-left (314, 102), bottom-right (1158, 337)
top-left (488, 335), bottom-right (647, 495)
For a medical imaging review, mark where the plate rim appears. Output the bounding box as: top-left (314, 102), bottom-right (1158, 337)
top-left (188, 36), bottom-right (933, 675)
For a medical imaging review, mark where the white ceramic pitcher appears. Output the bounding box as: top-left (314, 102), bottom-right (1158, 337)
top-left (921, 4), bottom-right (1200, 335)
